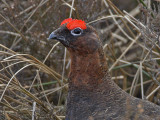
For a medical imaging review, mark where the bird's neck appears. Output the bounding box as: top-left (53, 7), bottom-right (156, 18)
top-left (68, 47), bottom-right (109, 91)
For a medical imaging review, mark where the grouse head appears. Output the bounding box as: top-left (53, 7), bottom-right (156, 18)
top-left (48, 18), bottom-right (101, 55)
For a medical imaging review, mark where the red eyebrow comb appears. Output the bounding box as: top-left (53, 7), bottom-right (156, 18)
top-left (60, 18), bottom-right (87, 30)
top-left (60, 18), bottom-right (73, 26)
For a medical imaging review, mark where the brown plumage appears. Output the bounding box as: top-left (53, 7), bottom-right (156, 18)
top-left (49, 19), bottom-right (160, 120)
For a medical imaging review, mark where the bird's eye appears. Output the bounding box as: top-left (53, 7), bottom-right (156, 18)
top-left (71, 27), bottom-right (83, 36)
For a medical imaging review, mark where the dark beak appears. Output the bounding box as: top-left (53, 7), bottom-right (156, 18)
top-left (48, 32), bottom-right (57, 40)
top-left (48, 32), bottom-right (69, 47)
top-left (48, 32), bottom-right (65, 41)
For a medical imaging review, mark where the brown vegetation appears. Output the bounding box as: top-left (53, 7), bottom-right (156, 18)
top-left (0, 0), bottom-right (160, 120)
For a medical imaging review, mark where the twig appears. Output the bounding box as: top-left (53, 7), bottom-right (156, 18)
top-left (32, 102), bottom-right (36, 120)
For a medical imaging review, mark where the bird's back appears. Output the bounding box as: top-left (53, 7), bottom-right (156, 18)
top-left (66, 74), bottom-right (160, 120)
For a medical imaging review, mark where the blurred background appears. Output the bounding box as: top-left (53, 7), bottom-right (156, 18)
top-left (0, 0), bottom-right (160, 120)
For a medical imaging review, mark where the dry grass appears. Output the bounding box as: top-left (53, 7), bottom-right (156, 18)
top-left (0, 0), bottom-right (160, 119)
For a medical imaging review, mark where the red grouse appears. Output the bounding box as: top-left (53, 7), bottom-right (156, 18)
top-left (48, 18), bottom-right (160, 120)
